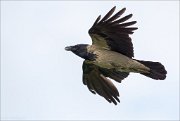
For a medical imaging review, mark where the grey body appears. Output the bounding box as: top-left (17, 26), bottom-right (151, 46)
top-left (87, 45), bottom-right (150, 73)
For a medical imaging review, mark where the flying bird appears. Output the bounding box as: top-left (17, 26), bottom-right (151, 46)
top-left (65, 6), bottom-right (167, 105)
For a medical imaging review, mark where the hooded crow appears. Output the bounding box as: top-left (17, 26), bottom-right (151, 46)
top-left (65, 6), bottom-right (167, 105)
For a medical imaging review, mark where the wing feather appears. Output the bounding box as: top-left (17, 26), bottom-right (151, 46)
top-left (92, 15), bottom-right (101, 27)
top-left (112, 14), bottom-right (133, 25)
top-left (89, 7), bottom-right (137, 58)
top-left (99, 6), bottom-right (116, 23)
top-left (106, 8), bottom-right (126, 22)
top-left (118, 21), bottom-right (137, 27)
top-left (82, 60), bottom-right (121, 105)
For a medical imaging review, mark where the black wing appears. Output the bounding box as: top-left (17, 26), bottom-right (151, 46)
top-left (82, 60), bottom-right (129, 105)
top-left (89, 6), bottom-right (137, 58)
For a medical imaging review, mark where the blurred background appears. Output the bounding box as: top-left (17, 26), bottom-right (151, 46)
top-left (1, 1), bottom-right (179, 120)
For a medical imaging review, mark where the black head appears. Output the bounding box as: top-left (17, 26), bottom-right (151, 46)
top-left (65, 44), bottom-right (96, 60)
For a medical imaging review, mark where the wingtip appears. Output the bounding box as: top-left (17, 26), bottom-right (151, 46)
top-left (112, 6), bottom-right (116, 10)
top-left (91, 15), bottom-right (101, 27)
top-left (122, 7), bottom-right (126, 11)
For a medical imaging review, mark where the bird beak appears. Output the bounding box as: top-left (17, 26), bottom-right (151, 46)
top-left (65, 46), bottom-right (72, 51)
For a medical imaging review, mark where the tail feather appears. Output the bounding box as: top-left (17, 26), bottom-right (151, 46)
top-left (135, 60), bottom-right (167, 80)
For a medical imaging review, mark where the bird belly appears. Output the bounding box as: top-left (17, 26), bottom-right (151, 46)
top-left (93, 50), bottom-right (150, 73)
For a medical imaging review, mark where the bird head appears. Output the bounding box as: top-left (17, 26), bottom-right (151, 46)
top-left (65, 44), bottom-right (96, 61)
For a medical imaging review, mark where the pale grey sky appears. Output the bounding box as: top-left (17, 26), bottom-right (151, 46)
top-left (1, 1), bottom-right (179, 120)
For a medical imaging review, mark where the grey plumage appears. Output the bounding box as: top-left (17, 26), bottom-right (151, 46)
top-left (65, 6), bottom-right (167, 105)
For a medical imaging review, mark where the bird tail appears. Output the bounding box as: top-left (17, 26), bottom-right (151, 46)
top-left (135, 60), bottom-right (167, 80)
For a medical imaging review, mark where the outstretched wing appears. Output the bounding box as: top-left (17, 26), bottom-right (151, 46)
top-left (82, 60), bottom-right (120, 105)
top-left (82, 60), bottom-right (129, 105)
top-left (89, 6), bottom-right (137, 58)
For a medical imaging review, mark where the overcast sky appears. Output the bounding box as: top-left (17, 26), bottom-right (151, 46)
top-left (1, 1), bottom-right (179, 120)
